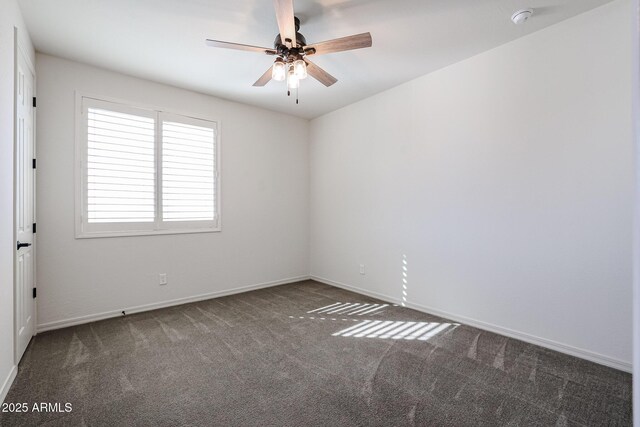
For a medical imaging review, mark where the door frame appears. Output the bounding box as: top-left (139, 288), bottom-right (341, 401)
top-left (632, 0), bottom-right (639, 424)
top-left (13, 28), bottom-right (37, 365)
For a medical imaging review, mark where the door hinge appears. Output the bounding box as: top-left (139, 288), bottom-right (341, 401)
top-left (32, 97), bottom-right (36, 108)
top-left (33, 223), bottom-right (36, 234)
top-left (32, 158), bottom-right (36, 169)
top-left (33, 288), bottom-right (36, 299)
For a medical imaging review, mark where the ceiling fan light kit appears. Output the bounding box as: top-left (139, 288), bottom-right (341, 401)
top-left (205, 0), bottom-right (372, 104)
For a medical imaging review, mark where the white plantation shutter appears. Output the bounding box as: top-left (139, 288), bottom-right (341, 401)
top-left (87, 107), bottom-right (156, 223)
top-left (78, 97), bottom-right (220, 237)
top-left (161, 117), bottom-right (216, 223)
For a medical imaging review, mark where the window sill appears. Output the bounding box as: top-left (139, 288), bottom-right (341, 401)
top-left (75, 227), bottom-right (221, 239)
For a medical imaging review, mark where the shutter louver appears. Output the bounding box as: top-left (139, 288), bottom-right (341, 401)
top-left (87, 108), bottom-right (155, 223)
top-left (162, 121), bottom-right (216, 222)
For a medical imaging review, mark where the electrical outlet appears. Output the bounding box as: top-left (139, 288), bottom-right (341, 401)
top-left (159, 273), bottom-right (167, 285)
top-left (359, 264), bottom-right (365, 275)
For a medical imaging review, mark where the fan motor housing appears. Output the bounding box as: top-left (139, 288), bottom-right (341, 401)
top-left (274, 33), bottom-right (307, 49)
top-left (274, 16), bottom-right (307, 55)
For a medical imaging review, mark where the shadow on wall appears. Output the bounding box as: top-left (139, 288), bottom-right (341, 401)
top-left (402, 254), bottom-right (408, 307)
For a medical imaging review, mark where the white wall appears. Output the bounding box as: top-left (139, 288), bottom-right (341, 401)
top-left (310, 0), bottom-right (633, 370)
top-left (35, 54), bottom-right (309, 329)
top-left (0, 0), bottom-right (34, 403)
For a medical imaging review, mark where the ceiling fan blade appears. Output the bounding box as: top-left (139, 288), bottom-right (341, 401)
top-left (305, 60), bottom-right (337, 87)
top-left (305, 32), bottom-right (372, 56)
top-left (205, 39), bottom-right (276, 55)
top-left (253, 67), bottom-right (273, 87)
top-left (273, 0), bottom-right (296, 47)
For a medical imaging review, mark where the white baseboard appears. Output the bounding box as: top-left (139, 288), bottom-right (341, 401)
top-left (0, 365), bottom-right (17, 404)
top-left (310, 275), bottom-right (632, 373)
top-left (37, 275), bottom-right (310, 333)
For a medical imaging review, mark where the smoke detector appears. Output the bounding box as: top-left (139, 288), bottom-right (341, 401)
top-left (511, 9), bottom-right (533, 24)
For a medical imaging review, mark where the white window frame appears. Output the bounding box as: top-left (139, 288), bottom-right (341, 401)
top-left (75, 93), bottom-right (221, 238)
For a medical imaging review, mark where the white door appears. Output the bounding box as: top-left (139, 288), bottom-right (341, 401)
top-left (15, 46), bottom-right (35, 363)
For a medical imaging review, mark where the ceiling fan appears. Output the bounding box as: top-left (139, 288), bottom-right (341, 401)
top-left (205, 0), bottom-right (372, 103)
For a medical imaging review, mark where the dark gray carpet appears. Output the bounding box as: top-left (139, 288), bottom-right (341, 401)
top-left (0, 280), bottom-right (632, 426)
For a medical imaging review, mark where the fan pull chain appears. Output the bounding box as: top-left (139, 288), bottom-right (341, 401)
top-left (296, 86), bottom-right (299, 104)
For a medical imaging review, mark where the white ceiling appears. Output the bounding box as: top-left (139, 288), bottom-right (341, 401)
top-left (19, 0), bottom-right (613, 119)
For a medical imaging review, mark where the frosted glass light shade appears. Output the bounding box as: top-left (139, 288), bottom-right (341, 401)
top-left (272, 60), bottom-right (286, 81)
top-left (287, 67), bottom-right (300, 89)
top-left (293, 59), bottom-right (307, 79)
top-left (287, 70), bottom-right (299, 89)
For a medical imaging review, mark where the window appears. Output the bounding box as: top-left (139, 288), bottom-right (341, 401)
top-left (76, 96), bottom-right (220, 237)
